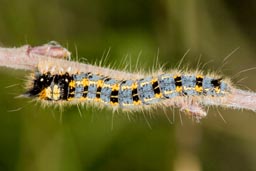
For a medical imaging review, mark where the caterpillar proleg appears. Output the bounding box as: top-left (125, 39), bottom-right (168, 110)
top-left (0, 42), bottom-right (256, 120)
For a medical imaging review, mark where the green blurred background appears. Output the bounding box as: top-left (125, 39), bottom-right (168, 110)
top-left (0, 0), bottom-right (256, 171)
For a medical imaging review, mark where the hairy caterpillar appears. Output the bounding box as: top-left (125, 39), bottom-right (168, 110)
top-left (22, 57), bottom-right (233, 120)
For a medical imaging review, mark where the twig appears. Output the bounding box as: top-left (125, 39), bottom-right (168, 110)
top-left (224, 88), bottom-right (256, 112)
top-left (0, 41), bottom-right (71, 71)
top-left (0, 42), bottom-right (141, 80)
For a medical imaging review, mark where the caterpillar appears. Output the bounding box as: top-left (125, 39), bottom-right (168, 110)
top-left (23, 57), bottom-right (232, 120)
top-left (25, 71), bottom-right (228, 104)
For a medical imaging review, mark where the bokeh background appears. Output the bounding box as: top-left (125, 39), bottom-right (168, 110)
top-left (0, 0), bottom-right (256, 171)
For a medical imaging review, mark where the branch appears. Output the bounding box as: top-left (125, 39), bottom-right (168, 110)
top-left (0, 41), bottom-right (71, 71)
top-left (224, 88), bottom-right (256, 112)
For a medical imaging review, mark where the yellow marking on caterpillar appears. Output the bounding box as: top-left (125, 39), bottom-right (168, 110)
top-left (110, 101), bottom-right (118, 106)
top-left (79, 97), bottom-right (87, 101)
top-left (112, 84), bottom-right (119, 91)
top-left (155, 93), bottom-right (162, 98)
top-left (195, 86), bottom-right (203, 92)
top-left (69, 80), bottom-right (76, 88)
top-left (45, 87), bottom-right (52, 99)
top-left (81, 78), bottom-right (89, 87)
top-left (67, 92), bottom-right (75, 101)
top-left (131, 82), bottom-right (137, 89)
top-left (39, 88), bottom-right (47, 99)
top-left (176, 86), bottom-right (182, 92)
top-left (97, 80), bottom-right (104, 87)
top-left (52, 85), bottom-right (61, 100)
top-left (214, 87), bottom-right (221, 93)
top-left (133, 100), bottom-right (142, 105)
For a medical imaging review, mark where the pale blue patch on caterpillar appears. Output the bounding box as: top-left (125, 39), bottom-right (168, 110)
top-left (119, 80), bottom-right (135, 107)
top-left (181, 75), bottom-right (197, 95)
top-left (101, 78), bottom-right (119, 103)
top-left (138, 76), bottom-right (162, 104)
top-left (158, 74), bottom-right (179, 98)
